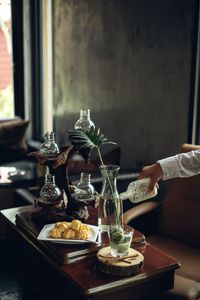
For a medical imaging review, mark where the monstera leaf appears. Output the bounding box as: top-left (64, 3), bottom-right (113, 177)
top-left (68, 126), bottom-right (117, 163)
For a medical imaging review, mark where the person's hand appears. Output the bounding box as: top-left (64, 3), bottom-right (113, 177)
top-left (138, 163), bottom-right (163, 192)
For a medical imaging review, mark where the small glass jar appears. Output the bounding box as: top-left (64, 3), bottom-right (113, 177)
top-left (40, 132), bottom-right (59, 159)
top-left (109, 227), bottom-right (133, 257)
top-left (75, 172), bottom-right (95, 201)
top-left (39, 174), bottom-right (62, 203)
top-left (74, 109), bottom-right (95, 132)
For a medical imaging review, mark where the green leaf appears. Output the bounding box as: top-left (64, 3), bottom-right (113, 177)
top-left (68, 127), bottom-right (117, 162)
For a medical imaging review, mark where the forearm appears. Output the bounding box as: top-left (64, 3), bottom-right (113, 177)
top-left (158, 150), bottom-right (200, 180)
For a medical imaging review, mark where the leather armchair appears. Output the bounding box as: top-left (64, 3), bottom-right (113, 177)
top-left (0, 117), bottom-right (38, 164)
top-left (123, 144), bottom-right (200, 300)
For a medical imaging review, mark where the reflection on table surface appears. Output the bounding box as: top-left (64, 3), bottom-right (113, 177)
top-left (0, 161), bottom-right (39, 186)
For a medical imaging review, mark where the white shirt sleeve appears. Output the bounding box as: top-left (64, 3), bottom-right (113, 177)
top-left (157, 149), bottom-right (200, 180)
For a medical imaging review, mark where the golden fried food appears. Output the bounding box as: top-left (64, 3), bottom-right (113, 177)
top-left (49, 220), bottom-right (90, 240)
top-left (62, 228), bottom-right (76, 239)
top-left (75, 230), bottom-right (89, 240)
top-left (81, 223), bottom-right (89, 233)
top-left (70, 219), bottom-right (82, 231)
top-left (49, 228), bottom-right (63, 239)
top-left (55, 221), bottom-right (70, 231)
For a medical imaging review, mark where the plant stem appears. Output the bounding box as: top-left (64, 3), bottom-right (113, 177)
top-left (97, 147), bottom-right (105, 167)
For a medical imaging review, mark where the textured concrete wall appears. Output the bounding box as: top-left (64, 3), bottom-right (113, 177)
top-left (53, 0), bottom-right (195, 169)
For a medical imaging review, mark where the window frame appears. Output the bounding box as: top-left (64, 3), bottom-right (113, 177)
top-left (190, 0), bottom-right (200, 144)
top-left (11, 0), bottom-right (53, 141)
top-left (11, 0), bottom-right (25, 119)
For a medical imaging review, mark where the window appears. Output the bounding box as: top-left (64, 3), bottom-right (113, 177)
top-left (0, 0), bottom-right (14, 118)
top-left (26, 0), bottom-right (53, 140)
top-left (190, 0), bottom-right (200, 144)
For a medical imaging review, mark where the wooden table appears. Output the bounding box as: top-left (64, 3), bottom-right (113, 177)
top-left (0, 205), bottom-right (180, 300)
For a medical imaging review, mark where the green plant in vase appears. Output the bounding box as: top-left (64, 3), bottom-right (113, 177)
top-left (68, 127), bottom-right (133, 257)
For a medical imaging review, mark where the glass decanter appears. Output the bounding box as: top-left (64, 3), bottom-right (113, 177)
top-left (74, 109), bottom-right (95, 131)
top-left (39, 174), bottom-right (62, 203)
top-left (40, 131), bottom-right (59, 159)
top-left (75, 172), bottom-right (95, 201)
top-left (98, 164), bottom-right (123, 232)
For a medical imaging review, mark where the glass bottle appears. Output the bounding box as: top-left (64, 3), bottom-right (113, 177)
top-left (119, 178), bottom-right (158, 203)
top-left (75, 172), bottom-right (95, 201)
top-left (74, 109), bottom-right (95, 131)
top-left (40, 131), bottom-right (59, 159)
top-left (98, 164), bottom-right (123, 232)
top-left (39, 174), bottom-right (62, 203)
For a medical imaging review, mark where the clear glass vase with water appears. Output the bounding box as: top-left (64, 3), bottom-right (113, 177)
top-left (98, 164), bottom-right (123, 232)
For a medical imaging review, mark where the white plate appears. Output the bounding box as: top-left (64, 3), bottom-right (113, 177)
top-left (37, 223), bottom-right (99, 244)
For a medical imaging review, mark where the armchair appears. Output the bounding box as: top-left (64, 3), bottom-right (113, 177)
top-left (0, 117), bottom-right (33, 163)
top-left (123, 144), bottom-right (200, 300)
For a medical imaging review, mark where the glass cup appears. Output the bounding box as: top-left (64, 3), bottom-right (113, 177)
top-left (109, 227), bottom-right (133, 257)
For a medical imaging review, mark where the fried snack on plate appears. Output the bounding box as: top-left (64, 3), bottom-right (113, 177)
top-left (49, 227), bottom-right (63, 239)
top-left (55, 222), bottom-right (71, 231)
top-left (75, 230), bottom-right (89, 240)
top-left (70, 219), bottom-right (82, 231)
top-left (62, 228), bottom-right (76, 239)
top-left (80, 224), bottom-right (89, 235)
top-left (49, 220), bottom-right (90, 240)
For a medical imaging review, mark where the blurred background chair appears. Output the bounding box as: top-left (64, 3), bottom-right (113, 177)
top-left (0, 117), bottom-right (41, 215)
top-left (123, 143), bottom-right (200, 300)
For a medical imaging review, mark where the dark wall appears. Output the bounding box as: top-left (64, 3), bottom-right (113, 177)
top-left (53, 0), bottom-right (196, 170)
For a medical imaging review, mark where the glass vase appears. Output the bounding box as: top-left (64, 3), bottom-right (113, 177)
top-left (98, 164), bottom-right (123, 232)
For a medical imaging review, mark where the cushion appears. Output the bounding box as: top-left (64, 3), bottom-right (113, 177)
top-left (164, 275), bottom-right (200, 300)
top-left (148, 235), bottom-right (200, 282)
top-left (0, 119), bottom-right (29, 152)
top-left (159, 175), bottom-right (200, 248)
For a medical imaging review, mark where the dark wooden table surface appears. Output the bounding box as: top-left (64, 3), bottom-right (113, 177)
top-left (0, 205), bottom-right (180, 300)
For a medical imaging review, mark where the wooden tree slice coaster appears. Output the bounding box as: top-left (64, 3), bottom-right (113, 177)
top-left (97, 246), bottom-right (144, 276)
